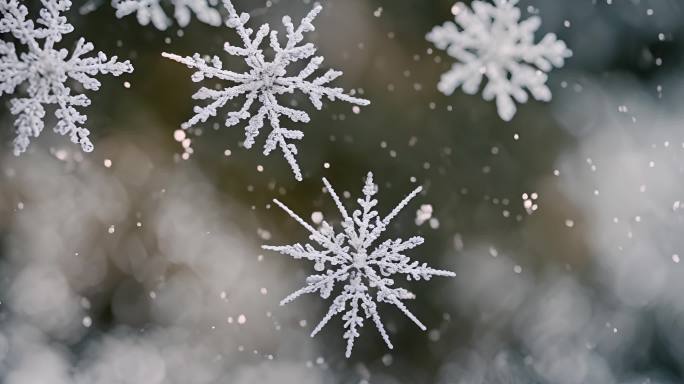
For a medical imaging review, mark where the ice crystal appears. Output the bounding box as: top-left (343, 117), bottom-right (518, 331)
top-left (112, 0), bottom-right (221, 30)
top-left (0, 0), bottom-right (133, 155)
top-left (426, 0), bottom-right (571, 121)
top-left (162, 0), bottom-right (370, 181)
top-left (263, 173), bottom-right (455, 357)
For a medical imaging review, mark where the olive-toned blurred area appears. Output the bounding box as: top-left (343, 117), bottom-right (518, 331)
top-left (2, 0), bottom-right (684, 383)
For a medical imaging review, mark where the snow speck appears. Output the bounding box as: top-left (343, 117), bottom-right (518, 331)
top-left (257, 228), bottom-right (272, 241)
top-left (415, 204), bottom-right (434, 226)
top-left (522, 192), bottom-right (539, 214)
top-left (311, 211), bottom-right (324, 224)
top-left (174, 129), bottom-right (186, 141)
top-left (489, 246), bottom-right (498, 257)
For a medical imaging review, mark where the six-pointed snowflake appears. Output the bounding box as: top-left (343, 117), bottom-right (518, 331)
top-left (0, 0), bottom-right (133, 155)
top-left (263, 173), bottom-right (456, 357)
top-left (162, 0), bottom-right (370, 181)
top-left (426, 0), bottom-right (572, 121)
top-left (112, 0), bottom-right (221, 30)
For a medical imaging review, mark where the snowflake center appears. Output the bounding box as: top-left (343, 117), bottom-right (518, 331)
top-left (254, 63), bottom-right (281, 89)
top-left (33, 50), bottom-right (66, 81)
top-left (480, 36), bottom-right (513, 64)
top-left (352, 251), bottom-right (368, 268)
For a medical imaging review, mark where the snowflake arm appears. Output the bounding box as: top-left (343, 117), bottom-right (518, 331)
top-left (112, 0), bottom-right (222, 30)
top-left (0, 0), bottom-right (133, 155)
top-left (163, 0), bottom-right (370, 181)
top-left (263, 198), bottom-right (354, 270)
top-left (0, 40), bottom-right (28, 96)
top-left (263, 173), bottom-right (455, 357)
top-left (426, 0), bottom-right (571, 121)
top-left (66, 38), bottom-right (133, 89)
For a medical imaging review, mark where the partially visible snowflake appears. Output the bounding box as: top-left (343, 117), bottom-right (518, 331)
top-left (426, 0), bottom-right (571, 121)
top-left (162, 0), bottom-right (370, 181)
top-left (0, 0), bottom-right (133, 155)
top-left (112, 0), bottom-right (221, 30)
top-left (263, 173), bottom-right (455, 357)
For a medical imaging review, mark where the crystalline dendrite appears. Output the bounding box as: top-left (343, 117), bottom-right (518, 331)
top-left (112, 0), bottom-right (221, 30)
top-left (163, 0), bottom-right (370, 181)
top-left (426, 0), bottom-right (571, 121)
top-left (0, 0), bottom-right (133, 155)
top-left (263, 173), bottom-right (455, 357)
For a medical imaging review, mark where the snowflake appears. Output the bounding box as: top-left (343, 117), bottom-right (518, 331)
top-left (263, 173), bottom-right (455, 357)
top-left (0, 0), bottom-right (133, 155)
top-left (426, 0), bottom-right (571, 121)
top-left (162, 0), bottom-right (370, 181)
top-left (112, 0), bottom-right (221, 30)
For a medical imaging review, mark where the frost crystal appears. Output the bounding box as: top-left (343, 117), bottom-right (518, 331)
top-left (426, 0), bottom-right (571, 121)
top-left (112, 0), bottom-right (221, 30)
top-left (263, 173), bottom-right (455, 357)
top-left (0, 0), bottom-right (133, 155)
top-left (162, 0), bottom-right (370, 181)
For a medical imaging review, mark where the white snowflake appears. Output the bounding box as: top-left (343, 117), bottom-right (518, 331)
top-left (263, 173), bottom-right (455, 357)
top-left (162, 0), bottom-right (370, 181)
top-left (112, 0), bottom-right (221, 30)
top-left (0, 0), bottom-right (133, 155)
top-left (426, 0), bottom-right (571, 121)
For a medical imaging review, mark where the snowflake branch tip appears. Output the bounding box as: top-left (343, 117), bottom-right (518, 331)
top-left (160, 51), bottom-right (182, 62)
top-left (263, 173), bottom-right (455, 357)
top-left (165, 1), bottom-right (369, 180)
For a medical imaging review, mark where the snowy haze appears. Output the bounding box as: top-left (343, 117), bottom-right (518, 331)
top-left (2, 0), bottom-right (684, 382)
top-left (0, 145), bottom-right (331, 383)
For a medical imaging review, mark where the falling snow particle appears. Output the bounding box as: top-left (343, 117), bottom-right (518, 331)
top-left (257, 228), bottom-right (272, 241)
top-left (415, 204), bottom-right (434, 226)
top-left (311, 211), bottom-right (324, 224)
top-left (489, 246), bottom-right (498, 257)
top-left (522, 192), bottom-right (539, 214)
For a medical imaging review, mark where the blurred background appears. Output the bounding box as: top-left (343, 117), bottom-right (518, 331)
top-left (2, 0), bottom-right (684, 382)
